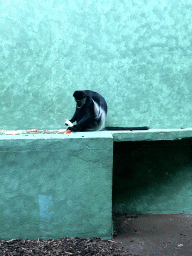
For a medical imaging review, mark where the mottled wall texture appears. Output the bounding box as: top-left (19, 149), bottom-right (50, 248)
top-left (0, 0), bottom-right (192, 130)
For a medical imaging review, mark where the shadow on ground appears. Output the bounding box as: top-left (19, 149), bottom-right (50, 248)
top-left (113, 213), bottom-right (192, 256)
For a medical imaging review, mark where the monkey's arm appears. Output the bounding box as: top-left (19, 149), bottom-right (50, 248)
top-left (65, 111), bottom-right (76, 127)
top-left (68, 114), bottom-right (94, 132)
top-left (67, 111), bottom-right (77, 124)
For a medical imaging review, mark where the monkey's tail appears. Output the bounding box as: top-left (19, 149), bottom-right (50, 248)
top-left (104, 126), bottom-right (149, 131)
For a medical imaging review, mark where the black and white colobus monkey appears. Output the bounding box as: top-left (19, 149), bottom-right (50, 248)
top-left (65, 90), bottom-right (107, 132)
top-left (65, 90), bottom-right (149, 132)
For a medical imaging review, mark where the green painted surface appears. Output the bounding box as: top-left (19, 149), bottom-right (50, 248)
top-left (111, 128), bottom-right (192, 142)
top-left (0, 0), bottom-right (192, 129)
top-left (0, 132), bottom-right (113, 240)
top-left (1, 0), bottom-right (192, 240)
top-left (113, 139), bottom-right (192, 214)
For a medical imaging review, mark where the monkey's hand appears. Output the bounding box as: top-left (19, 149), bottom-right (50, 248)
top-left (67, 125), bottom-right (77, 132)
top-left (65, 119), bottom-right (74, 127)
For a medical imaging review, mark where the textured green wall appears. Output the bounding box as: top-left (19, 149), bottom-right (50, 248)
top-left (0, 0), bottom-right (192, 130)
top-left (0, 132), bottom-right (113, 240)
top-left (113, 139), bottom-right (192, 214)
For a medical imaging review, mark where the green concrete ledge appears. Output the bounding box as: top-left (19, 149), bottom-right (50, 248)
top-left (0, 131), bottom-right (112, 140)
top-left (111, 128), bottom-right (192, 142)
top-left (0, 132), bottom-right (113, 240)
top-left (1, 129), bottom-right (192, 240)
top-left (1, 129), bottom-right (192, 142)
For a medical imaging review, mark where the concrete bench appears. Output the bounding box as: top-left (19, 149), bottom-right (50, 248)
top-left (0, 129), bottom-right (192, 240)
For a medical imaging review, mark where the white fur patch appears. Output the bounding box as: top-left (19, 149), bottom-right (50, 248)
top-left (65, 119), bottom-right (74, 127)
top-left (87, 100), bottom-right (106, 131)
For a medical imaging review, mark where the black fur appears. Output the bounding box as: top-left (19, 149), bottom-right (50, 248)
top-left (67, 90), bottom-right (107, 132)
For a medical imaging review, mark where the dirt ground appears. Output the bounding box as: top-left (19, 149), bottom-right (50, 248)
top-left (0, 236), bottom-right (123, 255)
top-left (113, 213), bottom-right (192, 256)
top-left (1, 213), bottom-right (192, 255)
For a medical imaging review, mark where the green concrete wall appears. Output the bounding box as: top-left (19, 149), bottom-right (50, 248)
top-left (0, 0), bottom-right (192, 130)
top-left (113, 139), bottom-right (192, 214)
top-left (0, 132), bottom-right (113, 240)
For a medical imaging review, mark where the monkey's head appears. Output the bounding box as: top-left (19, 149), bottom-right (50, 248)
top-left (73, 91), bottom-right (87, 108)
